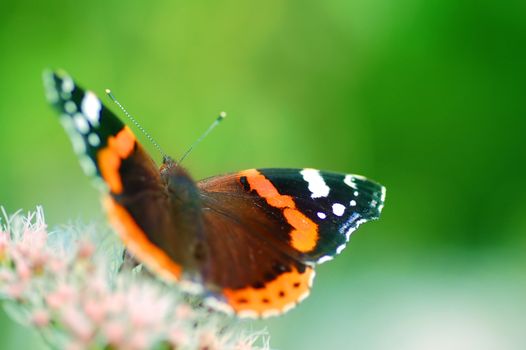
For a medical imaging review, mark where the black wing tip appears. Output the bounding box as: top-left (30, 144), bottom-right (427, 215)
top-left (354, 177), bottom-right (386, 220)
top-left (42, 68), bottom-right (68, 87)
top-left (42, 69), bottom-right (57, 98)
top-left (375, 183), bottom-right (386, 210)
top-left (42, 68), bottom-right (76, 106)
top-left (370, 184), bottom-right (386, 219)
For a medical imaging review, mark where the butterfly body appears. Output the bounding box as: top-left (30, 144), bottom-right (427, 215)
top-left (44, 70), bottom-right (386, 318)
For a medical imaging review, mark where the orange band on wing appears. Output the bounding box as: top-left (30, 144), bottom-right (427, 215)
top-left (223, 266), bottom-right (315, 318)
top-left (97, 127), bottom-right (136, 194)
top-left (283, 208), bottom-right (318, 252)
top-left (240, 169), bottom-right (318, 253)
top-left (241, 169), bottom-right (295, 208)
top-left (103, 196), bottom-right (183, 281)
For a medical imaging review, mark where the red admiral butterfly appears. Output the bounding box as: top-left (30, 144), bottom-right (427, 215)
top-left (43, 70), bottom-right (386, 318)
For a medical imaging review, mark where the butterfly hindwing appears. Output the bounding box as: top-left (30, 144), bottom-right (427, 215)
top-left (199, 207), bottom-right (314, 318)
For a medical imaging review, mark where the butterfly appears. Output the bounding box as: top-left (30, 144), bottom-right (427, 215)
top-left (43, 70), bottom-right (386, 318)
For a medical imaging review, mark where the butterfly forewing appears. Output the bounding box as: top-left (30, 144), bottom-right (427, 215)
top-left (44, 71), bottom-right (200, 284)
top-left (258, 168), bottom-right (385, 263)
top-left (198, 168), bottom-right (386, 264)
top-left (43, 70), bottom-right (127, 181)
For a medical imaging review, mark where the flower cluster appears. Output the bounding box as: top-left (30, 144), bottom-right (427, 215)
top-left (0, 207), bottom-right (269, 350)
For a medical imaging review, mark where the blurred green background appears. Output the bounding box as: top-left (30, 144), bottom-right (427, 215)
top-left (1, 0), bottom-right (526, 349)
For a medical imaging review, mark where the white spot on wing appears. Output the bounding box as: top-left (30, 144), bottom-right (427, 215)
top-left (317, 212), bottom-right (327, 219)
top-left (308, 270), bottom-right (316, 287)
top-left (301, 168), bottom-right (330, 198)
top-left (79, 156), bottom-right (96, 175)
top-left (42, 71), bottom-right (54, 89)
top-left (344, 175), bottom-right (358, 189)
top-left (64, 101), bottom-right (77, 114)
top-left (317, 255), bottom-right (333, 264)
top-left (60, 115), bottom-right (86, 154)
top-left (332, 203), bottom-right (346, 216)
top-left (45, 89), bottom-right (59, 103)
top-left (377, 186), bottom-right (387, 213)
top-left (345, 228), bottom-right (355, 241)
top-left (61, 75), bottom-right (74, 93)
top-left (87, 133), bottom-right (100, 147)
top-left (336, 244), bottom-right (346, 255)
top-left (59, 114), bottom-right (74, 132)
top-left (282, 302), bottom-right (296, 314)
top-left (238, 310), bottom-right (259, 319)
top-left (262, 309), bottom-right (281, 318)
top-left (69, 133), bottom-right (86, 154)
top-left (73, 113), bottom-right (90, 134)
top-left (81, 91), bottom-right (102, 127)
top-left (345, 219), bottom-right (367, 241)
top-left (350, 200), bottom-right (357, 206)
top-left (298, 290), bottom-right (310, 303)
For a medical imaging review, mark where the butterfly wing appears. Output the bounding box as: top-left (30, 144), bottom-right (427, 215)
top-left (197, 168), bottom-right (385, 317)
top-left (199, 168), bottom-right (386, 263)
top-left (200, 207), bottom-right (315, 318)
top-left (43, 70), bottom-right (199, 283)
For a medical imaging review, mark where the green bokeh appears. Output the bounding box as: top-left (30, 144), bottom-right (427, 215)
top-left (1, 0), bottom-right (525, 349)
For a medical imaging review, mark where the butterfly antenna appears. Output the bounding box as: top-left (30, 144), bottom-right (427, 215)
top-left (178, 112), bottom-right (227, 164)
top-left (105, 89), bottom-right (168, 159)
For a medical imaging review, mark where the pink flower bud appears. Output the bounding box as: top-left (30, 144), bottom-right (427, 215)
top-left (48, 258), bottom-right (66, 274)
top-left (16, 260), bottom-right (32, 280)
top-left (31, 310), bottom-right (50, 328)
top-left (199, 331), bottom-right (220, 350)
top-left (6, 282), bottom-right (26, 300)
top-left (46, 284), bottom-right (76, 310)
top-left (128, 332), bottom-right (149, 350)
top-left (103, 321), bottom-right (126, 346)
top-left (169, 328), bottom-right (188, 347)
top-left (84, 299), bottom-right (106, 323)
top-left (175, 304), bottom-right (194, 320)
top-left (45, 292), bottom-right (63, 310)
top-left (104, 292), bottom-right (126, 314)
top-left (77, 241), bottom-right (95, 260)
top-left (62, 307), bottom-right (94, 342)
top-left (0, 269), bottom-right (14, 283)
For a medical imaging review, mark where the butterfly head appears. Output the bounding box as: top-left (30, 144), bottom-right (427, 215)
top-left (160, 157), bottom-right (200, 204)
top-left (162, 155), bottom-right (175, 166)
